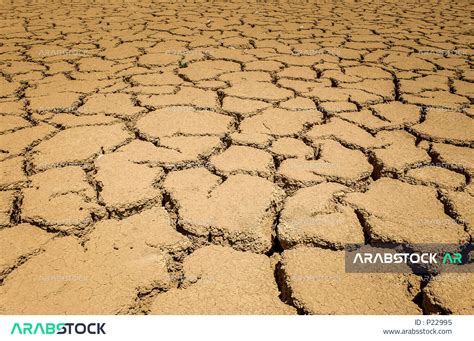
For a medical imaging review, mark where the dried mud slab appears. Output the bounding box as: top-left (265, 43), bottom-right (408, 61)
top-left (89, 207), bottom-right (192, 259)
top-left (31, 124), bottom-right (132, 170)
top-left (345, 178), bottom-right (468, 244)
top-left (138, 87), bottom-right (218, 109)
top-left (444, 191), bottom-right (474, 238)
top-left (116, 138), bottom-right (224, 167)
top-left (222, 97), bottom-right (271, 116)
top-left (0, 224), bottom-right (52, 279)
top-left (0, 116), bottom-right (30, 133)
top-left (224, 81), bottom-right (293, 102)
top-left (306, 118), bottom-right (384, 150)
top-left (278, 183), bottom-right (364, 249)
top-left (136, 106), bottom-right (232, 140)
top-left (164, 168), bottom-right (284, 253)
top-left (0, 157), bottom-right (27, 189)
top-left (403, 92), bottom-right (470, 110)
top-left (78, 94), bottom-right (145, 118)
top-left (411, 110), bottom-right (474, 145)
top-left (280, 247), bottom-right (422, 314)
top-left (210, 145), bottom-right (274, 178)
top-left (271, 138), bottom-right (314, 159)
top-left (0, 124), bottom-right (57, 160)
top-left (431, 143), bottom-right (474, 175)
top-left (405, 166), bottom-right (465, 190)
top-left (370, 102), bottom-right (420, 127)
top-left (42, 113), bottom-right (121, 128)
top-left (423, 273), bottom-right (474, 315)
top-left (0, 208), bottom-right (187, 314)
top-left (21, 167), bottom-right (105, 231)
top-left (230, 132), bottom-right (274, 148)
top-left (150, 245), bottom-right (295, 314)
top-left (95, 153), bottom-right (164, 215)
top-left (278, 139), bottom-right (372, 186)
top-left (240, 107), bottom-right (323, 136)
top-left (373, 131), bottom-right (430, 174)
top-left (179, 60), bottom-right (241, 81)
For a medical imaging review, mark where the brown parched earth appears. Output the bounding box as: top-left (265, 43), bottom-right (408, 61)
top-left (0, 0), bottom-right (473, 315)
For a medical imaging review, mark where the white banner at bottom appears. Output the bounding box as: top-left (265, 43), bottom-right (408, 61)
top-left (0, 315), bottom-right (471, 340)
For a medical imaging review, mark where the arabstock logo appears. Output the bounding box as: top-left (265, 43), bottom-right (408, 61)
top-left (10, 322), bottom-right (106, 335)
top-left (344, 243), bottom-right (473, 274)
top-left (352, 252), bottom-right (463, 264)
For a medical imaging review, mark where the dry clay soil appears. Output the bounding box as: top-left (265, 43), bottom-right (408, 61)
top-left (0, 0), bottom-right (473, 315)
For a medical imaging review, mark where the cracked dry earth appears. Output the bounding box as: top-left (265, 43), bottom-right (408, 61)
top-left (0, 0), bottom-right (473, 315)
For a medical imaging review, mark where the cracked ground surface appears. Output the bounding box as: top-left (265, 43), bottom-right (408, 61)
top-left (0, 0), bottom-right (473, 315)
